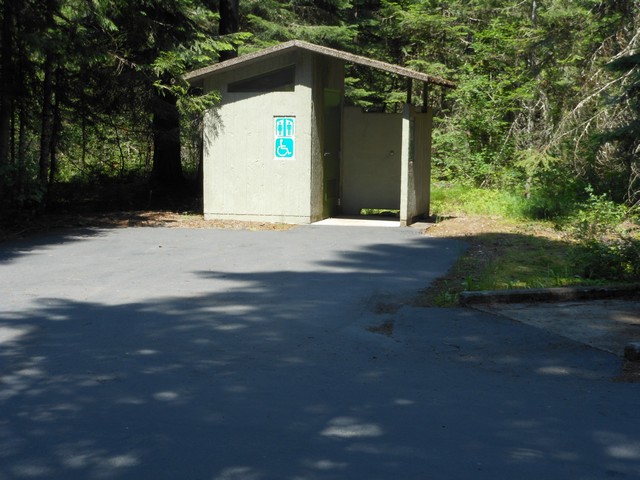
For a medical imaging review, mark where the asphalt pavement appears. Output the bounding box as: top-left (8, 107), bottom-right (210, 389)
top-left (1, 225), bottom-right (639, 480)
top-left (474, 298), bottom-right (640, 357)
top-left (459, 286), bottom-right (640, 357)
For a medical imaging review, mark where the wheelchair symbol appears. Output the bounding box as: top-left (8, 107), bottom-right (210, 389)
top-left (275, 138), bottom-right (294, 158)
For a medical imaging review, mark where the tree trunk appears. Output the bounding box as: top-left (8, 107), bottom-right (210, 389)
top-left (17, 38), bottom-right (27, 169)
top-left (150, 90), bottom-right (183, 189)
top-left (219, 0), bottom-right (239, 61)
top-left (38, 0), bottom-right (57, 204)
top-left (16, 98), bottom-right (27, 205)
top-left (0, 1), bottom-right (14, 166)
top-left (38, 53), bottom-right (54, 195)
top-left (48, 68), bottom-right (62, 191)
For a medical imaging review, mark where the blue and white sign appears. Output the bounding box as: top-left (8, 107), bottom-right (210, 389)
top-left (274, 116), bottom-right (295, 159)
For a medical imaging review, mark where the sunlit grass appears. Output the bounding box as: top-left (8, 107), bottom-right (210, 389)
top-left (424, 229), bottom-right (611, 306)
top-left (470, 235), bottom-right (603, 291)
top-left (431, 184), bottom-right (529, 219)
top-left (422, 185), bottom-right (623, 305)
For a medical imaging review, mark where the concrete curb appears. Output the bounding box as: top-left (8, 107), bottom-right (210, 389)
top-left (459, 284), bottom-right (640, 306)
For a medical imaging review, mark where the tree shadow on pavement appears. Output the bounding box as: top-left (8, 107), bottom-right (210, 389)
top-left (1, 229), bottom-right (639, 480)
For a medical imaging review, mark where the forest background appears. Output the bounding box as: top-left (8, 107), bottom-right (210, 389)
top-left (0, 0), bottom-right (638, 226)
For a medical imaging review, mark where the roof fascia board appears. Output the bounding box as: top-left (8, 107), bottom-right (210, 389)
top-left (184, 40), bottom-right (455, 89)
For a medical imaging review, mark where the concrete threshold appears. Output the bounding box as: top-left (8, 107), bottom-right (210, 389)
top-left (313, 217), bottom-right (400, 227)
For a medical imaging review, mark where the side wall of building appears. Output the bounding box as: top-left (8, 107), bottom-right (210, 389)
top-left (202, 51), bottom-right (314, 223)
top-left (412, 107), bottom-right (433, 220)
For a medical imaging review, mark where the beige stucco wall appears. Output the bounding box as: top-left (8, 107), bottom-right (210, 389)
top-left (341, 104), bottom-right (433, 223)
top-left (201, 51), bottom-right (343, 224)
top-left (341, 107), bottom-right (402, 215)
top-left (413, 107), bottom-right (433, 219)
top-left (400, 105), bottom-right (433, 225)
top-left (202, 50), bottom-right (314, 223)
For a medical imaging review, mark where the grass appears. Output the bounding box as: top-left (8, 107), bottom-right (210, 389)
top-left (419, 184), bottom-right (636, 306)
top-left (359, 208), bottom-right (400, 216)
top-left (420, 230), bottom-right (599, 307)
top-left (467, 234), bottom-right (596, 291)
top-left (430, 183), bottom-right (529, 219)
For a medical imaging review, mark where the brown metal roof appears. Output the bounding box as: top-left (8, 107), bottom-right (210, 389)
top-left (184, 40), bottom-right (456, 89)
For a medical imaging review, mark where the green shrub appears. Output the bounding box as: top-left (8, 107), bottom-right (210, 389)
top-left (563, 187), bottom-right (640, 281)
top-left (514, 151), bottom-right (585, 220)
top-left (565, 186), bottom-right (629, 241)
top-left (521, 170), bottom-right (584, 220)
top-left (571, 236), bottom-right (640, 281)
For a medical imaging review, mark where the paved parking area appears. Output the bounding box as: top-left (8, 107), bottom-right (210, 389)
top-left (476, 299), bottom-right (640, 356)
top-left (1, 225), bottom-right (639, 480)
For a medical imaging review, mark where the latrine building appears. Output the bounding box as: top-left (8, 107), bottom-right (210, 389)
top-left (185, 40), bottom-right (455, 225)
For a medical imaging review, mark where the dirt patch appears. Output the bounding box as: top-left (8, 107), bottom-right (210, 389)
top-left (372, 301), bottom-right (402, 315)
top-left (367, 320), bottom-right (395, 337)
top-left (415, 216), bottom-right (512, 306)
top-left (424, 215), bottom-right (565, 240)
top-left (0, 211), bottom-right (295, 243)
top-left (425, 215), bottom-right (518, 238)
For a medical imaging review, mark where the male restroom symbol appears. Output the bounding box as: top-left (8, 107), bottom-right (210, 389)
top-left (275, 117), bottom-right (294, 137)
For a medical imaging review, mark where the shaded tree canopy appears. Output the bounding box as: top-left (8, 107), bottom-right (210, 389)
top-left (1, 0), bottom-right (638, 218)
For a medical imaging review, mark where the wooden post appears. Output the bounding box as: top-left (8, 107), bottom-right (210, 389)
top-left (422, 83), bottom-right (429, 112)
top-left (406, 78), bottom-right (413, 105)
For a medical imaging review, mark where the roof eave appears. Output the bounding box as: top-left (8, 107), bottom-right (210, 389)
top-left (184, 40), bottom-right (456, 89)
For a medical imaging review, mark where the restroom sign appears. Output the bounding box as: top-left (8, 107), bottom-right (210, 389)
top-left (274, 116), bottom-right (295, 159)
